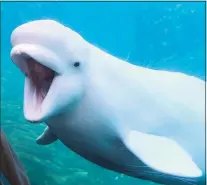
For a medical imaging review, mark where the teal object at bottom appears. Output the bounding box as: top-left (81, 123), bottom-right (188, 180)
top-left (0, 172), bottom-right (10, 185)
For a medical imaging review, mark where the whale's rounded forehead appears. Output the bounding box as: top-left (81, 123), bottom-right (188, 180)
top-left (12, 20), bottom-right (65, 41)
top-left (21, 19), bottom-right (65, 28)
top-left (11, 20), bottom-right (82, 48)
top-left (17, 19), bottom-right (66, 30)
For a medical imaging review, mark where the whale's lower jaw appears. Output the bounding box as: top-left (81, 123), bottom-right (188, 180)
top-left (11, 50), bottom-right (57, 123)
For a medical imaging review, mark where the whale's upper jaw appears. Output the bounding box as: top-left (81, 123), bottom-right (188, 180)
top-left (10, 20), bottom-right (85, 123)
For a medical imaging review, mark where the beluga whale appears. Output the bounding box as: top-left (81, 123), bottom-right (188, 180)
top-left (10, 20), bottom-right (205, 185)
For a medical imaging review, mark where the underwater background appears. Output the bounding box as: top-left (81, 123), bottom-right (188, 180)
top-left (0, 1), bottom-right (206, 185)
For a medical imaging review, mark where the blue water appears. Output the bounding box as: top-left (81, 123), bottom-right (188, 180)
top-left (1, 2), bottom-right (206, 185)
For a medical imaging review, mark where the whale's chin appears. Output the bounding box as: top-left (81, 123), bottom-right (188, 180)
top-left (11, 51), bottom-right (57, 123)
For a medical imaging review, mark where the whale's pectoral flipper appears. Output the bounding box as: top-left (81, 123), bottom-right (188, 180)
top-left (124, 130), bottom-right (202, 178)
top-left (36, 126), bottom-right (58, 145)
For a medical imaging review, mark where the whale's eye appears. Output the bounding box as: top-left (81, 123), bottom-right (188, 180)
top-left (74, 62), bottom-right (80, 67)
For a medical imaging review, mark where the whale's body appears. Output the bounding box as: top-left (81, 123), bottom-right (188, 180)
top-left (10, 20), bottom-right (205, 185)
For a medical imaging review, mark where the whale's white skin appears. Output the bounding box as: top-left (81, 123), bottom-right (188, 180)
top-left (10, 20), bottom-right (205, 185)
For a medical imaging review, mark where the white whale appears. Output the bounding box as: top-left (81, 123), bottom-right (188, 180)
top-left (10, 20), bottom-right (205, 185)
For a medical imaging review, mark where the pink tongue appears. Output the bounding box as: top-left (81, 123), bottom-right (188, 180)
top-left (26, 58), bottom-right (54, 85)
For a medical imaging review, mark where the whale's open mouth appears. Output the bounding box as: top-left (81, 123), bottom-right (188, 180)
top-left (25, 56), bottom-right (55, 106)
top-left (11, 52), bottom-right (57, 123)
